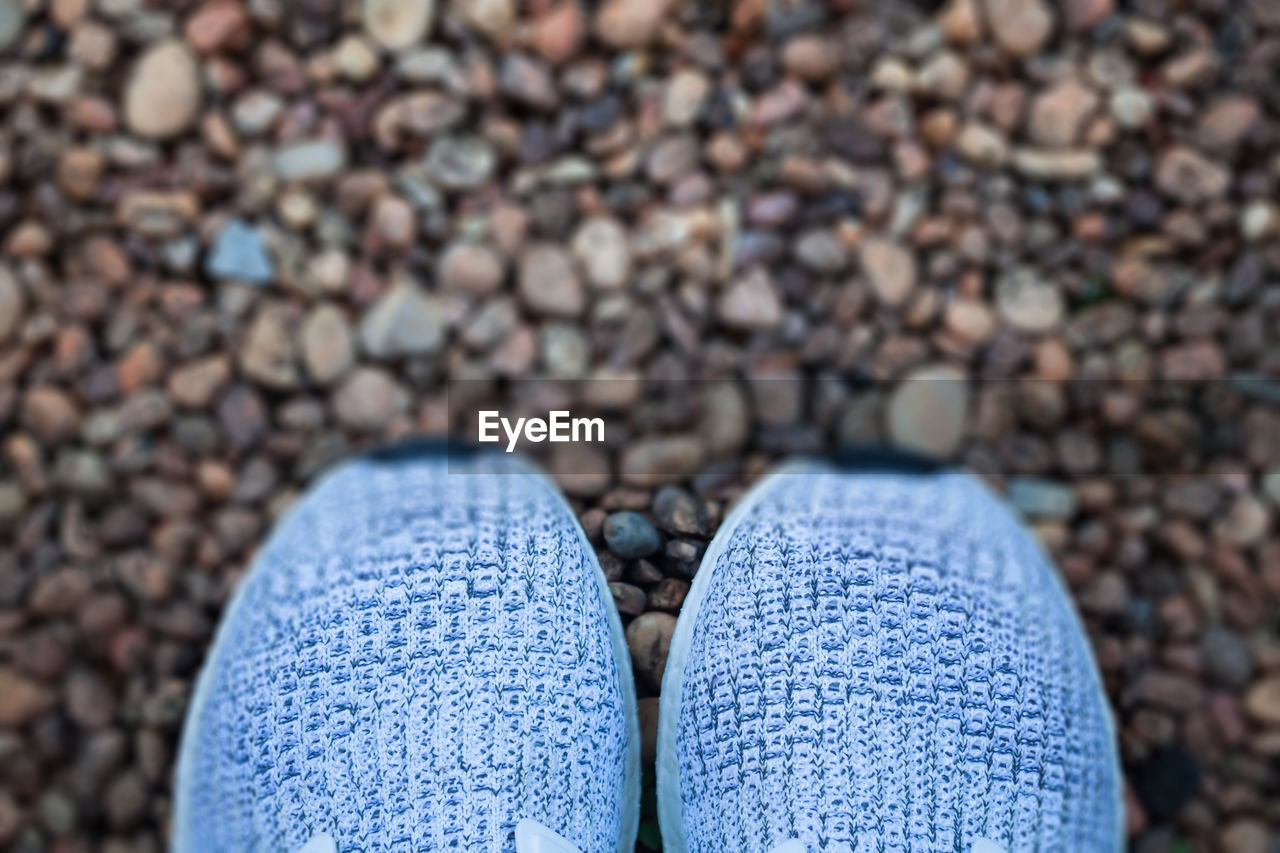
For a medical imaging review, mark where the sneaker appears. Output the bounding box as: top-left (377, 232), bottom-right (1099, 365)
top-left (658, 460), bottom-right (1122, 852)
top-left (174, 444), bottom-right (639, 852)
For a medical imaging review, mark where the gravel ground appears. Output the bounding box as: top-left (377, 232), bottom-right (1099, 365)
top-left (1, 0), bottom-right (1280, 850)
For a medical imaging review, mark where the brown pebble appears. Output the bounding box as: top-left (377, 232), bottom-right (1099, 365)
top-left (184, 0), bottom-right (248, 53)
top-left (123, 40), bottom-right (202, 139)
top-left (625, 611), bottom-right (677, 690)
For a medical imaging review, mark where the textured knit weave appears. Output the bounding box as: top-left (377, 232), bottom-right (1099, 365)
top-left (672, 466), bottom-right (1121, 852)
top-left (175, 448), bottom-right (630, 852)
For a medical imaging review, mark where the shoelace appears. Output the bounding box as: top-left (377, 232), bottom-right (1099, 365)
top-left (300, 823), bottom-right (1011, 852)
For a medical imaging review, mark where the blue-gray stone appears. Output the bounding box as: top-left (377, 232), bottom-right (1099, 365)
top-left (0, 0), bottom-right (26, 52)
top-left (206, 220), bottom-right (274, 285)
top-left (1007, 477), bottom-right (1078, 520)
top-left (603, 511), bottom-right (662, 559)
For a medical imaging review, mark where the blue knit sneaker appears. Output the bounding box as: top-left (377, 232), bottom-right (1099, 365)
top-left (658, 460), bottom-right (1122, 852)
top-left (174, 445), bottom-right (639, 852)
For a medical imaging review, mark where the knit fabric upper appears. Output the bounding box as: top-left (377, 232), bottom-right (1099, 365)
top-left (671, 467), bottom-right (1121, 852)
top-left (175, 449), bottom-right (630, 852)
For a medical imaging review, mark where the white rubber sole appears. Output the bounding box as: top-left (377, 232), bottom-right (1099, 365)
top-left (653, 461), bottom-right (1124, 852)
top-left (543, 464), bottom-right (643, 853)
top-left (656, 461), bottom-right (808, 853)
top-left (174, 451), bottom-right (641, 853)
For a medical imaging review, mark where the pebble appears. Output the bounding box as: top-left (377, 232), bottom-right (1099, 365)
top-left (603, 511), bottom-right (662, 558)
top-left (55, 449), bottom-right (110, 495)
top-left (750, 80), bottom-right (809, 128)
top-left (859, 237), bottom-right (917, 307)
top-left (939, 0), bottom-right (983, 43)
top-left (794, 230), bottom-right (848, 274)
top-left (206, 219), bottom-right (273, 285)
top-left (700, 383), bottom-right (750, 456)
top-left (1202, 626), bottom-right (1253, 689)
top-left (273, 138), bottom-right (349, 182)
top-left (1007, 477), bottom-right (1078, 519)
top-left (886, 365), bottom-right (968, 459)
top-left (459, 299), bottom-right (513, 350)
top-left (360, 282), bottom-right (445, 358)
top-left (595, 0), bottom-right (669, 48)
top-left (240, 304), bottom-right (299, 389)
top-left (0, 264), bottom-right (23, 344)
top-left (118, 190), bottom-right (201, 238)
top-left (124, 40), bottom-right (201, 139)
top-left (1240, 201), bottom-right (1276, 243)
top-left (302, 304), bottom-right (355, 385)
top-left (376, 92), bottom-right (465, 142)
top-left (648, 578), bottom-right (688, 612)
top-left (461, 0), bottom-right (516, 40)
top-left (916, 52), bottom-right (970, 101)
top-left (364, 0), bottom-right (435, 51)
top-left (530, 2), bottom-right (585, 64)
top-left (368, 195), bottom-right (416, 251)
top-left (22, 386), bottom-right (81, 445)
top-left (56, 147), bottom-right (104, 200)
top-left (955, 122), bottom-right (1009, 168)
top-left (653, 486), bottom-right (708, 536)
top-left (1064, 0), bottom-right (1112, 30)
top-left (1263, 469), bottom-right (1280, 506)
top-left (489, 325), bottom-right (536, 375)
top-left (646, 135), bottom-right (700, 184)
top-left (65, 670), bottom-right (115, 729)
top-left (0, 481), bottom-right (25, 520)
top-left (944, 298), bottom-right (996, 344)
top-left (571, 217), bottom-right (631, 290)
top-left (104, 770), bottom-right (147, 829)
top-left (332, 367), bottom-right (407, 430)
top-left (983, 0), bottom-right (1054, 57)
top-left (1011, 148), bottom-right (1101, 180)
top-left (500, 53), bottom-right (558, 111)
top-left (539, 323), bottom-right (588, 378)
top-left (1244, 677), bottom-right (1280, 726)
top-left (1028, 80), bottom-right (1098, 147)
top-left (1220, 821), bottom-right (1272, 853)
top-left (217, 384), bottom-right (267, 448)
top-left (335, 35), bottom-right (380, 80)
top-left (425, 135), bottom-right (497, 190)
top-left (996, 268), bottom-right (1064, 332)
top-left (717, 268), bottom-right (782, 331)
top-left (30, 570), bottom-right (92, 615)
top-left (549, 444), bottom-right (611, 497)
top-left (1196, 95), bottom-right (1260, 151)
top-left (439, 242), bottom-right (505, 294)
top-left (626, 611), bottom-right (676, 690)
top-left (664, 70), bottom-right (709, 127)
top-left (1109, 87), bottom-right (1154, 129)
top-left (610, 582), bottom-right (647, 616)
top-left (1155, 145), bottom-right (1231, 205)
top-left (168, 356), bottom-right (230, 408)
top-left (185, 0), bottom-right (249, 53)
top-left (621, 436), bottom-right (705, 487)
top-left (231, 90), bottom-right (284, 136)
top-left (518, 244), bottom-right (585, 317)
top-left (1213, 495), bottom-right (1270, 546)
top-left (782, 35), bottom-right (841, 80)
top-left (0, 0), bottom-right (25, 52)
top-left (0, 667), bottom-right (56, 727)
top-left (747, 192), bottom-right (798, 227)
